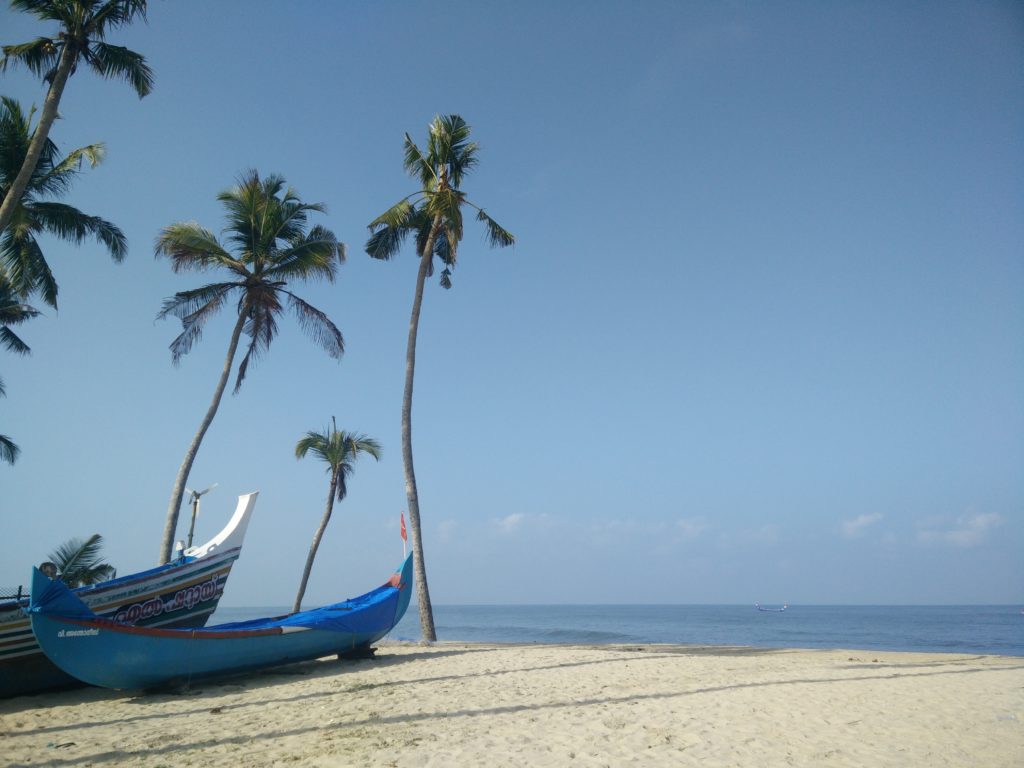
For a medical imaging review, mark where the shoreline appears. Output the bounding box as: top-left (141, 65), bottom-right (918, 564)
top-left (3, 642), bottom-right (1022, 766)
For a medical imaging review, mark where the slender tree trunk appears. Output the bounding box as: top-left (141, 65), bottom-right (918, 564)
top-left (158, 308), bottom-right (248, 564)
top-left (403, 214), bottom-right (443, 642)
top-left (0, 42), bottom-right (75, 235)
top-left (293, 470), bottom-right (338, 613)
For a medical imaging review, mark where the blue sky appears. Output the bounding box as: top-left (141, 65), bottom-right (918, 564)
top-left (1, 1), bottom-right (1021, 608)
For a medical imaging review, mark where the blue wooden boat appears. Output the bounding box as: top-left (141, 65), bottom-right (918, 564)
top-left (1, 493), bottom-right (258, 698)
top-left (28, 554), bottom-right (413, 690)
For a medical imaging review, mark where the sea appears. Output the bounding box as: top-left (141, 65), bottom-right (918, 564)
top-left (213, 603), bottom-right (1024, 657)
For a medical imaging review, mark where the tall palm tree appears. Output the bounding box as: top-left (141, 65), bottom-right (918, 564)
top-left (293, 419), bottom-right (381, 613)
top-left (366, 114), bottom-right (514, 640)
top-left (0, 96), bottom-right (126, 307)
top-left (0, 0), bottom-right (152, 236)
top-left (155, 170), bottom-right (345, 565)
top-left (1, 274), bottom-right (40, 464)
top-left (47, 533), bottom-right (116, 587)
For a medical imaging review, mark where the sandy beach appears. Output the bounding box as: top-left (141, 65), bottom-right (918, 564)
top-left (2, 643), bottom-right (1022, 767)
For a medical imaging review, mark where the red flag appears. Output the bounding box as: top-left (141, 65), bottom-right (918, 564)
top-left (400, 512), bottom-right (408, 542)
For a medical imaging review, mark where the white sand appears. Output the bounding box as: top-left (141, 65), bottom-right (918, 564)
top-left (2, 643), bottom-right (1022, 766)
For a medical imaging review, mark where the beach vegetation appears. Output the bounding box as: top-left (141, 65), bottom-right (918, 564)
top-left (366, 114), bottom-right (514, 640)
top-left (0, 0), bottom-right (153, 236)
top-left (46, 533), bottom-right (116, 587)
top-left (0, 96), bottom-right (126, 307)
top-left (293, 419), bottom-right (381, 612)
top-left (155, 170), bottom-right (346, 565)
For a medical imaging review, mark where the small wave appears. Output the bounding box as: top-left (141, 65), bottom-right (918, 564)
top-left (537, 627), bottom-right (637, 644)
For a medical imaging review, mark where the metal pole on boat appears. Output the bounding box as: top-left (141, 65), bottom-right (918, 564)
top-left (185, 483), bottom-right (217, 549)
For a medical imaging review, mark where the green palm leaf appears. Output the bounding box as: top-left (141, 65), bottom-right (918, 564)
top-left (475, 208), bottom-right (515, 248)
top-left (83, 41), bottom-right (153, 98)
top-left (0, 97), bottom-right (126, 308)
top-left (0, 38), bottom-right (61, 79)
top-left (0, 434), bottom-right (19, 465)
top-left (47, 533), bottom-right (117, 588)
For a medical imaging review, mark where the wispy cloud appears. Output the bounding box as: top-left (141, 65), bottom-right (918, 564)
top-left (496, 513), bottom-right (525, 535)
top-left (917, 512), bottom-right (1003, 548)
top-left (676, 517), bottom-right (707, 541)
top-left (843, 512), bottom-right (883, 538)
top-left (437, 519), bottom-right (457, 544)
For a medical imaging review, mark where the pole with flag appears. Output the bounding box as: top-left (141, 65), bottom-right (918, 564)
top-left (400, 511), bottom-right (408, 558)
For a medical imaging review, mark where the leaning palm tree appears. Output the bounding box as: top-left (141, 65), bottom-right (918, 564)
top-left (0, 0), bottom-right (152, 236)
top-left (1, 274), bottom-right (40, 464)
top-left (293, 420), bottom-right (381, 612)
top-left (47, 533), bottom-right (116, 587)
top-left (366, 114), bottom-right (514, 640)
top-left (155, 170), bottom-right (345, 565)
top-left (0, 96), bottom-right (126, 307)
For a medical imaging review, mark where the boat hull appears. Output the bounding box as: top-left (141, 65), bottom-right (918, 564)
top-left (30, 555), bottom-right (412, 690)
top-left (0, 493), bottom-right (257, 698)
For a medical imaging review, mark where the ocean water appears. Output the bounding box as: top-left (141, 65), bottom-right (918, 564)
top-left (214, 603), bottom-right (1024, 657)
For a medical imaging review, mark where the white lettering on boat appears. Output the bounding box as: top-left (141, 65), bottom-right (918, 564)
top-left (112, 577), bottom-right (221, 624)
top-left (57, 628), bottom-right (100, 638)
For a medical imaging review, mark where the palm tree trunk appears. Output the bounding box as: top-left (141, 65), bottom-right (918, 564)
top-left (293, 470), bottom-right (339, 613)
top-left (402, 214), bottom-right (443, 642)
top-left (0, 43), bottom-right (75, 235)
top-left (157, 308), bottom-right (248, 564)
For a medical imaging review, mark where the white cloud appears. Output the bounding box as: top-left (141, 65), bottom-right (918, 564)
top-left (496, 513), bottom-right (525, 535)
top-left (843, 512), bottom-right (883, 538)
top-left (917, 512), bottom-right (1003, 548)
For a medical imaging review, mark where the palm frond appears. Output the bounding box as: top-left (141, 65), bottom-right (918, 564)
top-left (43, 142), bottom-right (106, 189)
top-left (268, 224), bottom-right (344, 283)
top-left (0, 38), bottom-right (61, 79)
top-left (89, 0), bottom-right (150, 31)
top-left (365, 224), bottom-right (408, 262)
top-left (426, 188), bottom-right (464, 243)
top-left (28, 202), bottom-right (127, 262)
top-left (47, 533), bottom-right (116, 587)
top-left (284, 291), bottom-right (344, 360)
top-left (155, 223), bottom-right (236, 273)
top-left (366, 199), bottom-right (423, 261)
top-left (83, 42), bottom-right (153, 98)
top-left (403, 134), bottom-right (435, 189)
top-left (430, 114), bottom-right (478, 188)
top-left (234, 298), bottom-right (281, 392)
top-left (158, 283), bottom-right (236, 364)
top-left (475, 208), bottom-right (515, 248)
top-left (368, 197), bottom-right (419, 229)
top-left (0, 326), bottom-right (32, 355)
top-left (0, 434), bottom-right (19, 465)
top-left (0, 229), bottom-right (59, 307)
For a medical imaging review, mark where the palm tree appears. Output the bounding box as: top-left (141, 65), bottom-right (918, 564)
top-left (0, 0), bottom-right (152, 236)
top-left (293, 419), bottom-right (381, 612)
top-left (155, 170), bottom-right (345, 565)
top-left (1, 274), bottom-right (40, 464)
top-left (366, 114), bottom-right (514, 640)
top-left (47, 533), bottom-right (116, 587)
top-left (0, 96), bottom-right (126, 307)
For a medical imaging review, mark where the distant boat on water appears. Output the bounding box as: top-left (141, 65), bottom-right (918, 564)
top-left (755, 603), bottom-right (788, 612)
